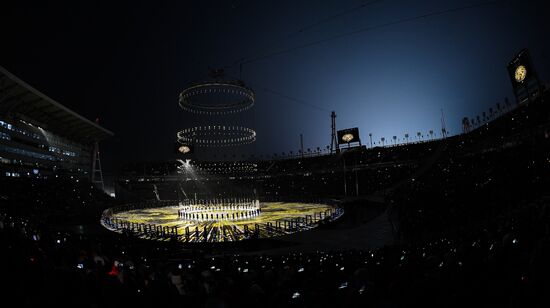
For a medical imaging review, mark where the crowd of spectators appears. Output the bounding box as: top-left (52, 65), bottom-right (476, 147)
top-left (1, 195), bottom-right (549, 307)
top-left (0, 176), bottom-right (114, 225)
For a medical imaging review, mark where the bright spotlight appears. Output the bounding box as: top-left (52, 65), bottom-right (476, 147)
top-left (178, 145), bottom-right (191, 154)
top-left (174, 142), bottom-right (194, 154)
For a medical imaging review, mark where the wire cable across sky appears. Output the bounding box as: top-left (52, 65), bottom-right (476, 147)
top-left (240, 0), bottom-right (503, 66)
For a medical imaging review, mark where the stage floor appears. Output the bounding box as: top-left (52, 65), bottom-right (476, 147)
top-left (105, 202), bottom-right (342, 243)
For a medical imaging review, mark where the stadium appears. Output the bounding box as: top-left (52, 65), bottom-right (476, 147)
top-left (1, 2), bottom-right (550, 308)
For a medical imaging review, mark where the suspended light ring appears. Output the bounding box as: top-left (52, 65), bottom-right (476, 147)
top-left (179, 81), bottom-right (255, 115)
top-left (177, 125), bottom-right (256, 147)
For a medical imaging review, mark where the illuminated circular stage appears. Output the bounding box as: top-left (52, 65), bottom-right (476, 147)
top-left (101, 201), bottom-right (343, 243)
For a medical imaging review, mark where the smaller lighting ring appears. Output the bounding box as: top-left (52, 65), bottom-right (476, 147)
top-left (195, 161), bottom-right (258, 174)
top-left (177, 125), bottom-right (256, 147)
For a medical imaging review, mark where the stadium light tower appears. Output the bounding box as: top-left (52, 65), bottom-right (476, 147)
top-left (91, 118), bottom-right (105, 192)
top-left (300, 133), bottom-right (304, 158)
top-left (441, 109), bottom-right (448, 139)
top-left (330, 111), bottom-right (339, 154)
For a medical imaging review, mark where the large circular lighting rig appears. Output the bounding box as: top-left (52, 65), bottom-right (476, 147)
top-left (177, 125), bottom-right (256, 147)
top-left (177, 77), bottom-right (256, 151)
top-left (179, 81), bottom-right (255, 115)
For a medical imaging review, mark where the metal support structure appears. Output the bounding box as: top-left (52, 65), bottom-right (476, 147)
top-left (355, 166), bottom-right (359, 196)
top-left (343, 157), bottom-right (347, 197)
top-left (330, 111), bottom-right (339, 154)
top-left (440, 109), bottom-right (448, 139)
top-left (91, 140), bottom-right (105, 191)
top-left (300, 133), bottom-right (304, 158)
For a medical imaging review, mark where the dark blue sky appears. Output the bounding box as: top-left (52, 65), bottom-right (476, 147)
top-left (1, 0), bottom-right (549, 172)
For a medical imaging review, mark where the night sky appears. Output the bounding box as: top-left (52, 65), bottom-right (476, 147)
top-left (1, 1), bottom-right (549, 174)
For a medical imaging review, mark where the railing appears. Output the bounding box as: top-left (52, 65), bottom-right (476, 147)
top-left (100, 200), bottom-right (180, 241)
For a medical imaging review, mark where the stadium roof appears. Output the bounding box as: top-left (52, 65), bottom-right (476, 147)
top-left (0, 65), bottom-right (113, 142)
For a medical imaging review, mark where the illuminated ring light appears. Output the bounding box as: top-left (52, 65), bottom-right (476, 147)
top-left (177, 125), bottom-right (256, 147)
top-left (179, 81), bottom-right (255, 115)
top-left (178, 200), bottom-right (261, 222)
